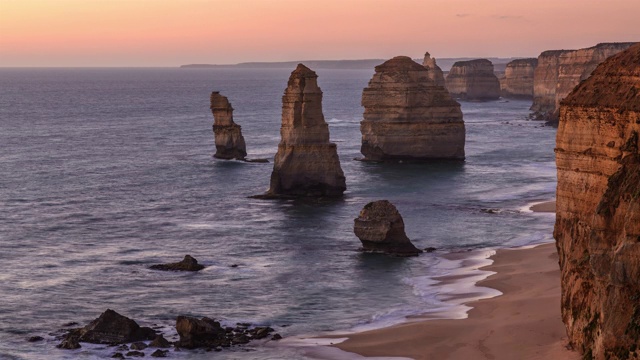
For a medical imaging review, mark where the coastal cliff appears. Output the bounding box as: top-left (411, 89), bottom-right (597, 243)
top-left (265, 64), bottom-right (346, 197)
top-left (210, 92), bottom-right (247, 160)
top-left (360, 56), bottom-right (465, 161)
top-left (445, 59), bottom-right (501, 101)
top-left (422, 52), bottom-right (446, 87)
top-left (554, 43), bottom-right (640, 359)
top-left (500, 58), bottom-right (537, 98)
top-left (531, 43), bottom-right (636, 121)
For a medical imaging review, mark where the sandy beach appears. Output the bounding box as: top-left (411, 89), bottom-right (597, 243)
top-left (332, 242), bottom-right (578, 360)
top-left (530, 200), bottom-right (556, 213)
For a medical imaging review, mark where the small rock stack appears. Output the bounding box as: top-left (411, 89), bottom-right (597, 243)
top-left (211, 92), bottom-right (247, 160)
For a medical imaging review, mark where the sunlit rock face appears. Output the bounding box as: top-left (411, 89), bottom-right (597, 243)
top-left (210, 92), bottom-right (247, 160)
top-left (554, 43), bottom-right (640, 360)
top-left (422, 52), bottom-right (446, 87)
top-left (500, 58), bottom-right (537, 99)
top-left (531, 42), bottom-right (636, 121)
top-left (360, 56), bottom-right (465, 161)
top-left (266, 64), bottom-right (346, 198)
top-left (445, 59), bottom-right (501, 101)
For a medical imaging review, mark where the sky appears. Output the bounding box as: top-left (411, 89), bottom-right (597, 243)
top-left (1, 0), bottom-right (639, 67)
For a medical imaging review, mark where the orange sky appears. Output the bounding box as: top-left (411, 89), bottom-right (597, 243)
top-left (1, 0), bottom-right (638, 67)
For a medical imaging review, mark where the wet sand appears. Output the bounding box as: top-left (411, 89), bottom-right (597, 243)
top-left (530, 200), bottom-right (556, 213)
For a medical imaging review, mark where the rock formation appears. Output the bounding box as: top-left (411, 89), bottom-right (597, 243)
top-left (57, 309), bottom-right (156, 348)
top-left (149, 255), bottom-right (205, 271)
top-left (500, 58), bottom-right (537, 98)
top-left (531, 42), bottom-right (636, 121)
top-left (422, 52), bottom-right (446, 87)
top-left (211, 92), bottom-right (247, 160)
top-left (174, 316), bottom-right (277, 349)
top-left (354, 200), bottom-right (422, 256)
top-left (360, 56), bottom-right (465, 161)
top-left (445, 59), bottom-right (501, 100)
top-left (554, 43), bottom-right (640, 359)
top-left (265, 64), bottom-right (346, 198)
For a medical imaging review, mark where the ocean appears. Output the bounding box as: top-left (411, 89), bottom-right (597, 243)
top-left (0, 67), bottom-right (556, 359)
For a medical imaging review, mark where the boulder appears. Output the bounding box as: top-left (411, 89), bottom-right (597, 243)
top-left (149, 334), bottom-right (171, 348)
top-left (174, 316), bottom-right (226, 349)
top-left (354, 200), bottom-right (422, 256)
top-left (57, 310), bottom-right (156, 348)
top-left (555, 43), bottom-right (640, 359)
top-left (360, 56), bottom-right (465, 161)
top-left (211, 92), bottom-right (247, 160)
top-left (263, 64), bottom-right (346, 198)
top-left (149, 255), bottom-right (205, 271)
top-left (422, 52), bottom-right (446, 87)
top-left (445, 59), bottom-right (501, 100)
top-left (500, 58), bottom-right (537, 98)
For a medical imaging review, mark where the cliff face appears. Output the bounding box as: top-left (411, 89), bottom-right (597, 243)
top-left (267, 64), bottom-right (346, 197)
top-left (500, 58), bottom-right (537, 98)
top-left (531, 43), bottom-right (636, 120)
top-left (210, 92), bottom-right (247, 160)
top-left (422, 52), bottom-right (446, 87)
top-left (555, 43), bottom-right (640, 360)
top-left (360, 56), bottom-right (465, 161)
top-left (445, 59), bottom-right (501, 100)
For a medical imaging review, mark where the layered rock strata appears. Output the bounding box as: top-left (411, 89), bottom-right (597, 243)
top-left (422, 52), bottom-right (446, 87)
top-left (531, 43), bottom-right (636, 121)
top-left (354, 200), bottom-right (422, 256)
top-left (211, 92), bottom-right (247, 160)
top-left (500, 58), bottom-right (537, 98)
top-left (360, 56), bottom-right (465, 161)
top-left (554, 43), bottom-right (640, 359)
top-left (265, 64), bottom-right (346, 197)
top-left (445, 59), bottom-right (501, 100)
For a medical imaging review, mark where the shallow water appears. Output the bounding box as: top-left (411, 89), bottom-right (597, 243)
top-left (0, 68), bottom-right (556, 359)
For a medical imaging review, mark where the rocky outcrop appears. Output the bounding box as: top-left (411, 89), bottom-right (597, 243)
top-left (500, 58), bottom-right (537, 98)
top-left (264, 64), bottom-right (346, 198)
top-left (422, 52), bottom-right (446, 87)
top-left (57, 310), bottom-right (156, 348)
top-left (445, 59), bottom-right (501, 100)
top-left (149, 255), bottom-right (205, 271)
top-left (360, 56), bottom-right (465, 161)
top-left (554, 43), bottom-right (640, 360)
top-left (211, 92), bottom-right (247, 160)
top-left (175, 316), bottom-right (226, 349)
top-left (531, 43), bottom-right (636, 121)
top-left (354, 200), bottom-right (422, 256)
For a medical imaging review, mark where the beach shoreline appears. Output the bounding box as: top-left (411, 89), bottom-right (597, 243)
top-left (324, 242), bottom-right (578, 360)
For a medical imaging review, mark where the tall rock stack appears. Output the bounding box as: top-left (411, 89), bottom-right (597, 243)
top-left (210, 92), bottom-right (247, 160)
top-left (422, 52), bottom-right (446, 87)
top-left (445, 59), bottom-right (501, 100)
top-left (554, 43), bottom-right (640, 359)
top-left (500, 58), bottom-right (537, 98)
top-left (531, 42), bottom-right (636, 121)
top-left (360, 56), bottom-right (465, 161)
top-left (266, 64), bottom-right (346, 198)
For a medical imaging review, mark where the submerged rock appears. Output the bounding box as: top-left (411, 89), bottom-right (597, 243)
top-left (149, 255), bottom-right (205, 272)
top-left (555, 43), bottom-right (640, 359)
top-left (263, 64), bottom-right (346, 198)
top-left (354, 200), bottom-right (422, 256)
top-left (360, 56), bottom-right (465, 161)
top-left (445, 59), bottom-right (501, 100)
top-left (211, 92), bottom-right (247, 160)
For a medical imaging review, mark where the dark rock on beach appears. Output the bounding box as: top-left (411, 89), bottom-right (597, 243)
top-left (354, 200), bottom-right (422, 256)
top-left (125, 350), bottom-right (145, 357)
top-left (149, 255), bottom-right (205, 272)
top-left (27, 336), bottom-right (44, 342)
top-left (151, 349), bottom-right (169, 357)
top-left (149, 334), bottom-right (171, 348)
top-left (57, 336), bottom-right (81, 349)
top-left (130, 341), bottom-right (148, 350)
top-left (175, 316), bottom-right (226, 349)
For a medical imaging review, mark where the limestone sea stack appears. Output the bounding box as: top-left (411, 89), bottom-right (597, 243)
top-left (531, 42), bottom-right (636, 121)
top-left (265, 64), bottom-right (346, 198)
top-left (422, 52), bottom-right (446, 87)
top-left (354, 200), bottom-right (421, 256)
top-left (360, 56), bottom-right (465, 161)
top-left (554, 43), bottom-right (640, 359)
top-left (500, 58), bottom-right (537, 98)
top-left (445, 59), bottom-right (501, 100)
top-left (211, 92), bottom-right (247, 160)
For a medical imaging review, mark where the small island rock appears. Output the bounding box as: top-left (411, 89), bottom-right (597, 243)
top-left (445, 59), bottom-right (501, 100)
top-left (211, 92), bottom-right (247, 160)
top-left (149, 255), bottom-right (205, 271)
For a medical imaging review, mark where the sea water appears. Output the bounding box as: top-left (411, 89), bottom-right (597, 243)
top-left (0, 68), bottom-right (556, 359)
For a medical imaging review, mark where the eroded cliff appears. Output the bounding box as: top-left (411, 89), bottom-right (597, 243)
top-left (500, 58), bottom-right (537, 98)
top-left (422, 52), bottom-right (446, 87)
top-left (211, 92), bottom-right (247, 160)
top-left (532, 43), bottom-right (636, 121)
top-left (445, 59), bottom-right (501, 100)
top-left (555, 43), bottom-right (640, 360)
top-left (360, 56), bottom-right (465, 161)
top-left (266, 64), bottom-right (346, 197)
